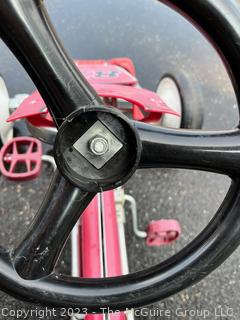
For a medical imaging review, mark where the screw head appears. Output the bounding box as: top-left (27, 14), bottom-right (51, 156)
top-left (89, 136), bottom-right (109, 155)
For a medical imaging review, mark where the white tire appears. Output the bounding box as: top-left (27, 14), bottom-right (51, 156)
top-left (156, 76), bottom-right (182, 128)
top-left (0, 75), bottom-right (13, 144)
top-left (156, 71), bottom-right (204, 129)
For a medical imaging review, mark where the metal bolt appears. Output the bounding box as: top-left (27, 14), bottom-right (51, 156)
top-left (89, 136), bottom-right (109, 156)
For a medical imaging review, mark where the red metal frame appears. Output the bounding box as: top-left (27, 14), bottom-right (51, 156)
top-left (76, 191), bottom-right (126, 319)
top-left (81, 195), bottom-right (103, 279)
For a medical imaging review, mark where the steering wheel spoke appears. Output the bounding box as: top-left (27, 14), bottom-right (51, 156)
top-left (136, 122), bottom-right (240, 176)
top-left (13, 171), bottom-right (95, 280)
top-left (0, 0), bottom-right (101, 126)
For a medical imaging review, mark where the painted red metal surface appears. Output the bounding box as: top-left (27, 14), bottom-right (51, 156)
top-left (81, 195), bottom-right (104, 320)
top-left (25, 113), bottom-right (56, 128)
top-left (85, 315), bottom-right (104, 320)
top-left (81, 195), bottom-right (102, 278)
top-left (8, 91), bottom-right (47, 121)
top-left (76, 58), bottom-right (136, 76)
top-left (0, 137), bottom-right (42, 181)
top-left (109, 57), bottom-right (136, 76)
top-left (102, 191), bottom-right (122, 276)
top-left (94, 83), bottom-right (178, 116)
top-left (75, 61), bottom-right (137, 86)
top-left (80, 191), bottom-right (126, 320)
top-left (8, 84), bottom-right (177, 124)
top-left (146, 219), bottom-right (181, 247)
top-left (102, 191), bottom-right (125, 320)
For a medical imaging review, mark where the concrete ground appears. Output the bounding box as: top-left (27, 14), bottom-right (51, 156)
top-left (0, 0), bottom-right (240, 319)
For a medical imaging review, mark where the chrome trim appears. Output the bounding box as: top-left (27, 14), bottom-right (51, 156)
top-left (124, 195), bottom-right (147, 239)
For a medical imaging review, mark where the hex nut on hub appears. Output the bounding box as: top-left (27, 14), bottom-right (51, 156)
top-left (89, 136), bottom-right (109, 156)
top-left (54, 106), bottom-right (141, 192)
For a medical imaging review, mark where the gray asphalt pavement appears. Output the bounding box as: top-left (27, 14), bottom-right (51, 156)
top-left (0, 0), bottom-right (240, 319)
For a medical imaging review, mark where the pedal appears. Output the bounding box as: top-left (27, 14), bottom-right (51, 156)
top-left (146, 219), bottom-right (181, 247)
top-left (0, 137), bottom-right (42, 181)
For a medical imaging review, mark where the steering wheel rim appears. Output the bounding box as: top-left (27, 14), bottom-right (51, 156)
top-left (0, 0), bottom-right (240, 311)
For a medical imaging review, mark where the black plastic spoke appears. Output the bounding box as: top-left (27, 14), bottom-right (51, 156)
top-left (136, 122), bottom-right (240, 176)
top-left (13, 171), bottom-right (95, 280)
top-left (0, 0), bottom-right (101, 126)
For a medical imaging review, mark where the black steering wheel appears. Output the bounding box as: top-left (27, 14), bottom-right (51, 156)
top-left (0, 0), bottom-right (240, 312)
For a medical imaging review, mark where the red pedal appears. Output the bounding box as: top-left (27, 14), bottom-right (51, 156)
top-left (146, 219), bottom-right (181, 247)
top-left (0, 137), bottom-right (42, 181)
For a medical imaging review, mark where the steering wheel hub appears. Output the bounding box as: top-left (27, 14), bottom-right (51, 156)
top-left (54, 106), bottom-right (141, 192)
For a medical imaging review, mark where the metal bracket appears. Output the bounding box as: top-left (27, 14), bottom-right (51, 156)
top-left (73, 120), bottom-right (123, 169)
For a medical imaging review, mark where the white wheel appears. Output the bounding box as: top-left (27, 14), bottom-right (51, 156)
top-left (156, 70), bottom-right (204, 129)
top-left (0, 75), bottom-right (13, 144)
top-left (156, 76), bottom-right (182, 128)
